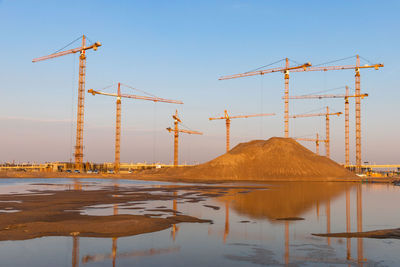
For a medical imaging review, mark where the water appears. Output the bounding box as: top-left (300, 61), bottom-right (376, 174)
top-left (0, 178), bottom-right (399, 266)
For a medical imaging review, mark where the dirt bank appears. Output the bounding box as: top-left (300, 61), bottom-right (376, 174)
top-left (313, 228), bottom-right (400, 239)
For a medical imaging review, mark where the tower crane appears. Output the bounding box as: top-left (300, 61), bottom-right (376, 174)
top-left (219, 59), bottom-right (311, 138)
top-left (209, 110), bottom-right (275, 153)
top-left (293, 133), bottom-right (326, 155)
top-left (288, 55), bottom-right (383, 173)
top-left (287, 86), bottom-right (368, 166)
top-left (166, 110), bottom-right (203, 167)
top-left (33, 35), bottom-right (102, 170)
top-left (290, 107), bottom-right (342, 158)
top-left (88, 83), bottom-right (183, 173)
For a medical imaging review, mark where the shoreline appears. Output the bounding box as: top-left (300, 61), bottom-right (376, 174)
top-left (0, 170), bottom-right (398, 184)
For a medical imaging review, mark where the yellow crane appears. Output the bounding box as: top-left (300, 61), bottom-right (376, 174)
top-left (219, 59), bottom-right (311, 138)
top-left (33, 35), bottom-right (101, 170)
top-left (219, 55), bottom-right (382, 173)
top-left (287, 86), bottom-right (368, 165)
top-left (288, 55), bottom-right (382, 172)
top-left (166, 110), bottom-right (202, 167)
top-left (88, 83), bottom-right (183, 173)
top-left (289, 107), bottom-right (342, 158)
top-left (293, 133), bottom-right (325, 155)
top-left (209, 110), bottom-right (275, 153)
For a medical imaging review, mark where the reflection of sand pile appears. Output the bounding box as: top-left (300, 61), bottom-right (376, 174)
top-left (155, 137), bottom-right (356, 181)
top-left (224, 182), bottom-right (352, 220)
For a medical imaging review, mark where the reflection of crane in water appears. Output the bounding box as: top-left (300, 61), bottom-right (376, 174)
top-left (171, 191), bottom-right (180, 241)
top-left (72, 179), bottom-right (82, 267)
top-left (111, 181), bottom-right (120, 266)
top-left (112, 203), bottom-right (118, 266)
top-left (346, 188), bottom-right (352, 262)
top-left (326, 199), bottom-right (331, 246)
top-left (82, 247), bottom-right (181, 264)
top-left (289, 185), bottom-right (365, 266)
top-left (357, 184), bottom-right (365, 265)
top-left (72, 233), bottom-right (79, 267)
top-left (223, 201), bottom-right (230, 244)
top-left (284, 221), bottom-right (289, 265)
top-left (80, 182), bottom-right (182, 265)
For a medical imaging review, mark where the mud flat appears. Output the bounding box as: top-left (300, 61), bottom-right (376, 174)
top-left (0, 184), bottom-right (262, 241)
top-left (313, 228), bottom-right (400, 239)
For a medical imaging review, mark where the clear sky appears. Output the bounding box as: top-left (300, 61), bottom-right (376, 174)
top-left (0, 0), bottom-right (399, 165)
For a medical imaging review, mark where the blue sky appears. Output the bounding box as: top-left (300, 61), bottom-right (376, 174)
top-left (0, 0), bottom-right (399, 164)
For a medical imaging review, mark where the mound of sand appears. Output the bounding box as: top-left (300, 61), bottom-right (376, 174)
top-left (151, 137), bottom-right (356, 181)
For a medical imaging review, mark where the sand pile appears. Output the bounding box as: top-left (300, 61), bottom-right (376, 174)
top-left (152, 137), bottom-right (356, 181)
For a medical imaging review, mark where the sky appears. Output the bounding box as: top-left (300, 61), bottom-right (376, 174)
top-left (0, 0), bottom-right (399, 165)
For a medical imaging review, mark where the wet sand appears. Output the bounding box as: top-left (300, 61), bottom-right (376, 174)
top-left (1, 170), bottom-right (398, 184)
top-left (313, 228), bottom-right (400, 239)
top-left (0, 183), bottom-right (264, 241)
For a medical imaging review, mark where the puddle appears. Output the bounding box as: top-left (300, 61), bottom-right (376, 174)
top-left (0, 179), bottom-right (399, 266)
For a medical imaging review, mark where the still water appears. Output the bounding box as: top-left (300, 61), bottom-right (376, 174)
top-left (0, 178), bottom-right (399, 266)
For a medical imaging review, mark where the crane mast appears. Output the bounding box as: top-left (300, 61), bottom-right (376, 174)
top-left (289, 107), bottom-right (341, 158)
top-left (88, 84), bottom-right (183, 173)
top-left (32, 35), bottom-right (102, 170)
top-left (75, 36), bottom-right (86, 169)
top-left (293, 133), bottom-right (325, 155)
top-left (355, 56), bottom-right (362, 173)
top-left (289, 55), bottom-right (382, 172)
top-left (326, 107), bottom-right (331, 158)
top-left (345, 86), bottom-right (350, 166)
top-left (166, 110), bottom-right (202, 166)
top-left (115, 83), bottom-right (122, 173)
top-left (284, 58), bottom-right (290, 137)
top-left (209, 110), bottom-right (275, 153)
top-left (287, 87), bottom-right (368, 166)
top-left (173, 111), bottom-right (180, 167)
top-left (219, 59), bottom-right (311, 138)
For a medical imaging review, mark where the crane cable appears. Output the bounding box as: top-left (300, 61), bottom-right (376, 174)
top-left (99, 83), bottom-right (117, 92)
top-left (298, 106), bottom-right (327, 115)
top-left (302, 86), bottom-right (347, 96)
top-left (52, 36), bottom-right (83, 54)
top-left (359, 55), bottom-right (374, 65)
top-left (245, 58), bottom-right (286, 73)
top-left (293, 133), bottom-right (315, 138)
top-left (84, 35), bottom-right (95, 46)
top-left (313, 55), bottom-right (356, 67)
top-left (120, 83), bottom-right (159, 98)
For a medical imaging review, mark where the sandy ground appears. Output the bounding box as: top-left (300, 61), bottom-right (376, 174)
top-left (0, 183), bottom-right (265, 241)
top-left (313, 228), bottom-right (400, 239)
top-left (1, 170), bottom-right (397, 184)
